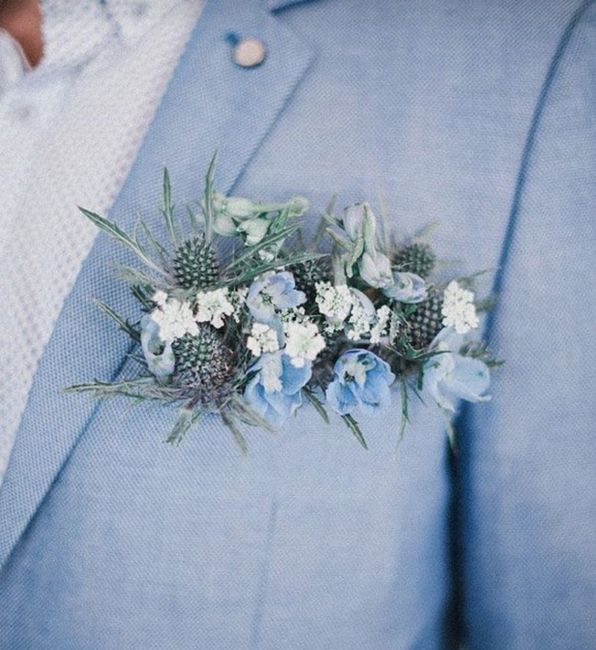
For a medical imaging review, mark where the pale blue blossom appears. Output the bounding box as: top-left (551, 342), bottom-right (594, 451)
top-left (339, 203), bottom-right (393, 287)
top-left (212, 193), bottom-right (309, 246)
top-left (246, 271), bottom-right (306, 324)
top-left (244, 352), bottom-right (311, 427)
top-left (140, 315), bottom-right (175, 380)
top-left (383, 271), bottom-right (428, 303)
top-left (423, 328), bottom-right (490, 412)
top-left (344, 288), bottom-right (376, 341)
top-left (359, 250), bottom-right (394, 288)
top-left (326, 349), bottom-right (396, 415)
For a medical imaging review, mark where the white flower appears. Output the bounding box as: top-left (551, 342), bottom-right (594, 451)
top-left (370, 305), bottom-right (392, 344)
top-left (345, 289), bottom-right (376, 341)
top-left (247, 323), bottom-right (280, 357)
top-left (150, 298), bottom-right (198, 343)
top-left (195, 288), bottom-right (235, 329)
top-left (441, 281), bottom-right (479, 334)
top-left (152, 290), bottom-right (168, 308)
top-left (315, 282), bottom-right (353, 327)
top-left (389, 309), bottom-right (401, 341)
top-left (283, 320), bottom-right (326, 367)
top-left (229, 287), bottom-right (248, 323)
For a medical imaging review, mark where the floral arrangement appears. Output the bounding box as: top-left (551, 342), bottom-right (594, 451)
top-left (69, 156), bottom-right (500, 450)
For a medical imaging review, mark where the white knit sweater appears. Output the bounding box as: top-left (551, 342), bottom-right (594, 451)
top-left (0, 0), bottom-right (205, 481)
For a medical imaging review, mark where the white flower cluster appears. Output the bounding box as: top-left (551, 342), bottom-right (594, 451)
top-left (248, 311), bottom-right (327, 368)
top-left (150, 287), bottom-right (239, 343)
top-left (195, 288), bottom-right (234, 328)
top-left (246, 323), bottom-right (279, 356)
top-left (441, 281), bottom-right (479, 334)
top-left (283, 319), bottom-right (326, 367)
top-left (316, 283), bottom-right (353, 326)
top-left (315, 282), bottom-right (392, 344)
top-left (150, 296), bottom-right (198, 343)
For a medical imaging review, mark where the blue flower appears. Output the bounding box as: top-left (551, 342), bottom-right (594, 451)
top-left (382, 271), bottom-right (427, 303)
top-left (246, 271), bottom-right (306, 324)
top-left (423, 328), bottom-right (491, 412)
top-left (340, 203), bottom-right (393, 287)
top-left (140, 315), bottom-right (175, 380)
top-left (325, 349), bottom-right (396, 415)
top-left (244, 352), bottom-right (312, 427)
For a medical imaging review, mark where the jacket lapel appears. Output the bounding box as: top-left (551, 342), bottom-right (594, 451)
top-left (0, 0), bottom-right (314, 572)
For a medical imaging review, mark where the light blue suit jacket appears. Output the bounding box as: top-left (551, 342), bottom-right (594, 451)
top-left (1, 1), bottom-right (595, 648)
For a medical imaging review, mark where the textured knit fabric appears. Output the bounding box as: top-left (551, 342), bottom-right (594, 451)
top-left (0, 0), bottom-right (595, 648)
top-left (0, 0), bottom-right (204, 480)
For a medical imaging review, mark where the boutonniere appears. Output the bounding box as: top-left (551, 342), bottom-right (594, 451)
top-left (69, 155), bottom-right (501, 451)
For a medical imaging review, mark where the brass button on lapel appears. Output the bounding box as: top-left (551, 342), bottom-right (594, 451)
top-left (232, 37), bottom-right (267, 68)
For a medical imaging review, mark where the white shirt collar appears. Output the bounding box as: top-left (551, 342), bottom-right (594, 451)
top-left (1, 1), bottom-right (191, 97)
top-left (0, 28), bottom-right (30, 93)
top-left (40, 0), bottom-right (187, 71)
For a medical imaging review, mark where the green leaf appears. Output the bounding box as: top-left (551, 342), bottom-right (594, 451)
top-left (114, 264), bottom-right (165, 289)
top-left (398, 373), bottom-right (410, 444)
top-left (227, 394), bottom-right (276, 433)
top-left (79, 207), bottom-right (166, 275)
top-left (224, 223), bottom-right (302, 271)
top-left (203, 151), bottom-right (218, 243)
top-left (230, 251), bottom-right (324, 286)
top-left (165, 407), bottom-right (202, 445)
top-left (221, 410), bottom-right (249, 455)
top-left (65, 377), bottom-right (176, 401)
top-left (304, 389), bottom-right (330, 424)
top-left (342, 414), bottom-right (368, 449)
top-left (139, 219), bottom-right (170, 268)
top-left (94, 299), bottom-right (140, 342)
top-left (161, 168), bottom-right (177, 246)
top-left (325, 227), bottom-right (352, 250)
top-left (187, 205), bottom-right (202, 233)
top-left (131, 285), bottom-right (154, 311)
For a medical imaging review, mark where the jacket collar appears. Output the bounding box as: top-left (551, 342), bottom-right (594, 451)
top-left (0, 0), bottom-right (314, 573)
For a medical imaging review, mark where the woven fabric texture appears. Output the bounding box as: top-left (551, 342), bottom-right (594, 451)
top-left (0, 0), bottom-right (204, 480)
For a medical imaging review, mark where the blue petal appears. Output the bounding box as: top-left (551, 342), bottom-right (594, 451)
top-left (280, 356), bottom-right (312, 395)
top-left (140, 315), bottom-right (175, 379)
top-left (264, 389), bottom-right (303, 426)
top-left (383, 271), bottom-right (427, 303)
top-left (326, 379), bottom-right (359, 415)
top-left (448, 357), bottom-right (491, 403)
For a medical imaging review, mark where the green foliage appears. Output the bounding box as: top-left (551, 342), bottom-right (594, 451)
top-left (405, 289), bottom-right (444, 350)
top-left (394, 242), bottom-right (436, 278)
top-left (172, 327), bottom-right (236, 405)
top-left (173, 235), bottom-right (219, 290)
top-left (94, 300), bottom-right (140, 343)
top-left (342, 414), bottom-right (368, 449)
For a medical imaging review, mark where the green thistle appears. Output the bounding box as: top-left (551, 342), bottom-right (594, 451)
top-left (406, 289), bottom-right (444, 349)
top-left (394, 242), bottom-right (436, 279)
top-left (172, 326), bottom-right (236, 405)
top-left (289, 257), bottom-right (331, 303)
top-left (173, 234), bottom-right (219, 290)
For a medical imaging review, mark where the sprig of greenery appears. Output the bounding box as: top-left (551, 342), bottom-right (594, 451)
top-left (93, 300), bottom-right (140, 343)
top-left (79, 207), bottom-right (167, 276)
